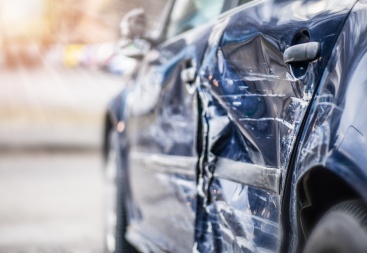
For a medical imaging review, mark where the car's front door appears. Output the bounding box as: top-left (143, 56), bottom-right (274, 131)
top-left (125, 0), bottom-right (231, 251)
top-left (196, 0), bottom-right (357, 251)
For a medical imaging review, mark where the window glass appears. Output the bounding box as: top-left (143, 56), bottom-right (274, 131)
top-left (238, 0), bottom-right (254, 6)
top-left (166, 0), bottom-right (226, 38)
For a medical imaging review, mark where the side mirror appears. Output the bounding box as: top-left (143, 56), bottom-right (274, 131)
top-left (118, 39), bottom-right (150, 60)
top-left (120, 8), bottom-right (147, 40)
top-left (119, 9), bottom-right (150, 59)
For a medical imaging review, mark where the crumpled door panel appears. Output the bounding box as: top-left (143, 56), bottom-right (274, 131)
top-left (195, 0), bottom-right (356, 252)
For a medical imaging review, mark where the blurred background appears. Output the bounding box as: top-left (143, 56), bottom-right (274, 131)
top-left (0, 0), bottom-right (166, 252)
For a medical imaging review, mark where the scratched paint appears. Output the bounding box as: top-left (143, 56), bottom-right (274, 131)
top-left (194, 0), bottom-right (355, 252)
top-left (289, 3), bottom-right (367, 251)
top-left (103, 0), bottom-right (358, 252)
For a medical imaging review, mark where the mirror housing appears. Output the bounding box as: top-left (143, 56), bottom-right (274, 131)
top-left (120, 8), bottom-right (147, 40)
top-left (118, 1), bottom-right (175, 59)
top-left (119, 8), bottom-right (151, 59)
top-left (118, 39), bottom-right (150, 60)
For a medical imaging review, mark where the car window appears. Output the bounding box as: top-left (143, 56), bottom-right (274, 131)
top-left (238, 0), bottom-right (255, 6)
top-left (166, 0), bottom-right (226, 38)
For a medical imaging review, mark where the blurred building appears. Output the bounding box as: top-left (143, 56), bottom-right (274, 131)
top-left (0, 0), bottom-right (57, 66)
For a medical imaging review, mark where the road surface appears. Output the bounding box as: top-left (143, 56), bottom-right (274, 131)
top-left (0, 63), bottom-right (126, 252)
top-left (0, 151), bottom-right (104, 253)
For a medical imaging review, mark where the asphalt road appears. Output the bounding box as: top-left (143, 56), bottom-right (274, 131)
top-left (0, 151), bottom-right (104, 253)
top-left (0, 63), bottom-right (126, 252)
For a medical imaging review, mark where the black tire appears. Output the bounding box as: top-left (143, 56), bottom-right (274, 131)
top-left (104, 130), bottom-right (136, 253)
top-left (304, 200), bottom-right (367, 253)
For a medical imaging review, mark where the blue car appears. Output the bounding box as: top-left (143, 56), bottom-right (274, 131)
top-left (103, 0), bottom-right (367, 252)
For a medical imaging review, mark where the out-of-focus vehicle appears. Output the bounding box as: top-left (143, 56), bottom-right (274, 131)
top-left (63, 44), bottom-right (85, 67)
top-left (79, 45), bottom-right (97, 68)
top-left (93, 42), bottom-right (115, 68)
top-left (103, 0), bottom-right (367, 252)
top-left (0, 0), bottom-right (53, 68)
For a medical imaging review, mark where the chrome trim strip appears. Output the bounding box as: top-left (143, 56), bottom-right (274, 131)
top-left (214, 158), bottom-right (281, 194)
top-left (131, 152), bottom-right (196, 176)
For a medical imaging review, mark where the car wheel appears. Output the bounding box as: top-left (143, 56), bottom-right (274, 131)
top-left (104, 130), bottom-right (135, 253)
top-left (303, 200), bottom-right (367, 253)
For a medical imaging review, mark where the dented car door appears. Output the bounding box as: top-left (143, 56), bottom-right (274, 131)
top-left (195, 0), bottom-right (356, 251)
top-left (125, 1), bottom-right (230, 251)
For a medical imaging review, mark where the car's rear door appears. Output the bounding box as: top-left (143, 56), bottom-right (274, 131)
top-left (125, 0), bottom-right (233, 252)
top-left (196, 0), bottom-right (357, 251)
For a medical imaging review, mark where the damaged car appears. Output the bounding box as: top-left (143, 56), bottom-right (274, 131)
top-left (103, 0), bottom-right (367, 252)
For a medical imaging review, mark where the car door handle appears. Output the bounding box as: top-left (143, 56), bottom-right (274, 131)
top-left (181, 66), bottom-right (197, 84)
top-left (181, 66), bottom-right (197, 94)
top-left (283, 42), bottom-right (320, 64)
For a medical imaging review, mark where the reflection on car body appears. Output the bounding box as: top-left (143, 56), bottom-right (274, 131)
top-left (104, 0), bottom-right (367, 252)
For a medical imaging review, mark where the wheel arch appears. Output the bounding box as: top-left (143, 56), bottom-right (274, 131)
top-left (282, 3), bottom-right (367, 251)
top-left (103, 110), bottom-right (115, 163)
top-left (296, 165), bottom-right (362, 241)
